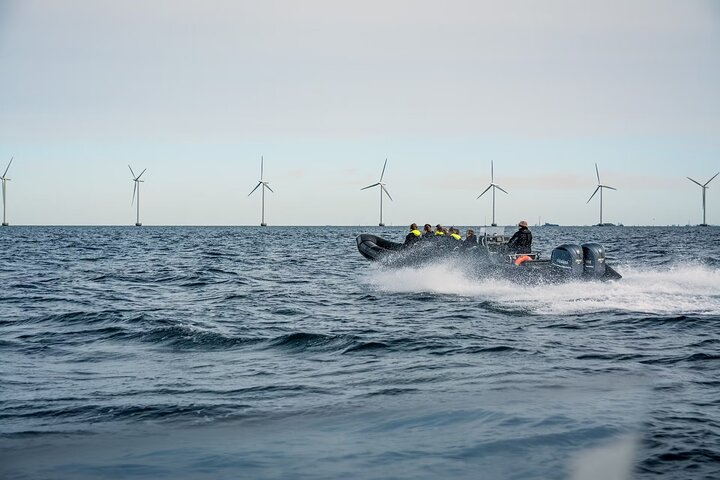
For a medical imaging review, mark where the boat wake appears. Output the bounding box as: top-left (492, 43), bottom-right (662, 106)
top-left (365, 260), bottom-right (720, 316)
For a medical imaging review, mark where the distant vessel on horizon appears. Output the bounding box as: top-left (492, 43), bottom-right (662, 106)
top-left (543, 222), bottom-right (559, 227)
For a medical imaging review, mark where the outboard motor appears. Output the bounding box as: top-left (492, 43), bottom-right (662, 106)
top-left (550, 244), bottom-right (584, 278)
top-left (582, 243), bottom-right (606, 279)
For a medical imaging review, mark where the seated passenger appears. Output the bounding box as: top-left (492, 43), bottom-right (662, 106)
top-left (507, 220), bottom-right (532, 254)
top-left (422, 224), bottom-right (433, 237)
top-left (460, 229), bottom-right (477, 250)
top-left (434, 224), bottom-right (445, 236)
top-left (449, 227), bottom-right (462, 241)
top-left (404, 223), bottom-right (422, 246)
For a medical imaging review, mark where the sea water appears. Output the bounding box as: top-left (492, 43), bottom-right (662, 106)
top-left (1, 226), bottom-right (719, 479)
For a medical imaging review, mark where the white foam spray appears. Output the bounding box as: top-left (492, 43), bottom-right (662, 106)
top-left (569, 436), bottom-right (638, 480)
top-left (365, 260), bottom-right (720, 316)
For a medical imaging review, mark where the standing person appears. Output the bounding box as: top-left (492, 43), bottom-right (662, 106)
top-left (507, 220), bottom-right (532, 254)
top-left (404, 223), bottom-right (422, 246)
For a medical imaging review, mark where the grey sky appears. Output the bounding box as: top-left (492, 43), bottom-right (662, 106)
top-left (1, 0), bottom-right (719, 225)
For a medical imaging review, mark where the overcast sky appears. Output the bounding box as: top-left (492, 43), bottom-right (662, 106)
top-left (1, 0), bottom-right (719, 226)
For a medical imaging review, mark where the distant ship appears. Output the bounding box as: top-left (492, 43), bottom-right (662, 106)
top-left (543, 222), bottom-right (559, 227)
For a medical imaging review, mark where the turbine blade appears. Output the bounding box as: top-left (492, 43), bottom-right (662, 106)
top-left (136, 168), bottom-right (147, 180)
top-left (248, 182), bottom-right (262, 196)
top-left (595, 163), bottom-right (600, 184)
top-left (2, 157), bottom-right (12, 178)
top-left (382, 185), bottom-right (393, 201)
top-left (361, 183), bottom-right (380, 190)
top-left (587, 186), bottom-right (600, 203)
top-left (491, 160), bottom-right (494, 183)
top-left (704, 172), bottom-right (719, 187)
top-left (265, 183), bottom-right (274, 193)
top-left (603, 185), bottom-right (617, 191)
top-left (496, 185), bottom-right (509, 195)
top-left (380, 158), bottom-right (387, 182)
top-left (476, 184), bottom-right (492, 199)
top-left (687, 177), bottom-right (703, 187)
top-left (128, 165), bottom-right (136, 178)
top-left (131, 182), bottom-right (137, 205)
top-left (260, 156), bottom-right (264, 181)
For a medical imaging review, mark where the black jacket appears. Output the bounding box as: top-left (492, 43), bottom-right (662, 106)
top-left (405, 231), bottom-right (421, 246)
top-left (507, 227), bottom-right (532, 254)
top-left (460, 235), bottom-right (477, 250)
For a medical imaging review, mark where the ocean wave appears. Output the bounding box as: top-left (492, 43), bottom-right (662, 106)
top-left (132, 325), bottom-right (258, 350)
top-left (266, 332), bottom-right (356, 352)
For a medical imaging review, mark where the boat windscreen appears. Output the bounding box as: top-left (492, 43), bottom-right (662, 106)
top-left (479, 226), bottom-right (507, 237)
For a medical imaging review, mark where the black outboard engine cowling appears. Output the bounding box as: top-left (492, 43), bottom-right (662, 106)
top-left (582, 243), bottom-right (606, 278)
top-left (550, 244), bottom-right (584, 278)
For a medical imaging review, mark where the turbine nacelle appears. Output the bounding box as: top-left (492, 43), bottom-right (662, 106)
top-left (476, 183), bottom-right (508, 199)
top-left (248, 181), bottom-right (274, 197)
top-left (586, 184), bottom-right (617, 204)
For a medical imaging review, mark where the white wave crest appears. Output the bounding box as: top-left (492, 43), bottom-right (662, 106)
top-left (365, 261), bottom-right (720, 316)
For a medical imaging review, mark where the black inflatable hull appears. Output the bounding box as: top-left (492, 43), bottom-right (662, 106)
top-left (356, 233), bottom-right (404, 261)
top-left (356, 234), bottom-right (622, 284)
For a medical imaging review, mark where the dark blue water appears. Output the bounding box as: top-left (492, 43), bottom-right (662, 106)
top-left (1, 226), bottom-right (719, 479)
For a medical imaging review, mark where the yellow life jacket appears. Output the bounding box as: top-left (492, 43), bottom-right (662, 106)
top-left (451, 233), bottom-right (461, 240)
top-left (411, 229), bottom-right (421, 237)
top-left (435, 231), bottom-right (445, 236)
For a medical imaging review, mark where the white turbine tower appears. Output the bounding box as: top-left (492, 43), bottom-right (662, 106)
top-left (361, 158), bottom-right (393, 226)
top-left (129, 165), bottom-right (147, 227)
top-left (476, 160), bottom-right (508, 227)
top-left (1, 157), bottom-right (13, 226)
top-left (586, 163), bottom-right (616, 226)
top-left (687, 172), bottom-right (719, 227)
top-left (248, 156), bottom-right (273, 226)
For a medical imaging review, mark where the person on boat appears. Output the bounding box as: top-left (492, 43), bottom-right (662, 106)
top-left (422, 224), bottom-right (433, 237)
top-left (460, 229), bottom-right (477, 250)
top-left (449, 227), bottom-right (462, 241)
top-left (404, 223), bottom-right (422, 246)
top-left (507, 220), bottom-right (532, 254)
top-left (434, 225), bottom-right (445, 237)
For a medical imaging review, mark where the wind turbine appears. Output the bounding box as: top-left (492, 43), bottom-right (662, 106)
top-left (586, 163), bottom-right (616, 226)
top-left (1, 157), bottom-right (13, 226)
top-left (361, 158), bottom-right (393, 226)
top-left (476, 160), bottom-right (508, 227)
top-left (248, 156), bottom-right (273, 226)
top-left (128, 165), bottom-right (147, 226)
top-left (687, 172), bottom-right (719, 226)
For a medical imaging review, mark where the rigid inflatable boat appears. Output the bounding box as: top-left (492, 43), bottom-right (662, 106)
top-left (356, 227), bottom-right (622, 284)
